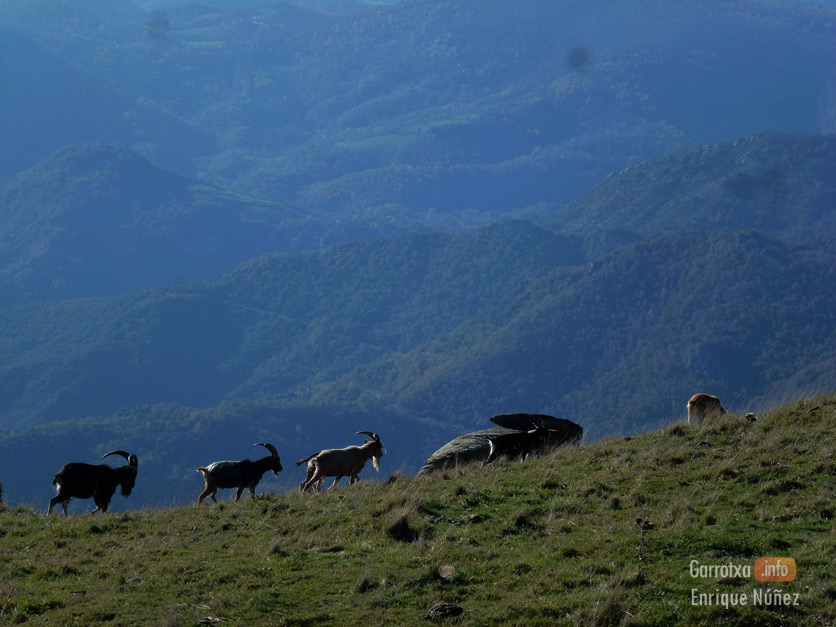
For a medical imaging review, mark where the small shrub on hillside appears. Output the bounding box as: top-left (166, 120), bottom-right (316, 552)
top-left (504, 509), bottom-right (539, 536)
top-left (386, 472), bottom-right (405, 484)
top-left (512, 563), bottom-right (533, 576)
top-left (418, 499), bottom-right (445, 516)
top-left (355, 574), bottom-right (377, 593)
top-left (385, 511), bottom-right (421, 542)
top-left (586, 575), bottom-right (631, 627)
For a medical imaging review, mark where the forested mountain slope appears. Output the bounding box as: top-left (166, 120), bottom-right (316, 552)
top-left (0, 144), bottom-right (409, 304)
top-left (1, 132), bottom-right (835, 506)
top-left (2, 133), bottom-right (832, 305)
top-left (544, 133), bottom-right (836, 241)
top-left (0, 222), bottom-right (584, 427)
top-left (1, 228), bottom-right (833, 480)
top-left (0, 27), bottom-right (214, 178)
top-left (0, 145), bottom-right (296, 303)
top-left (2, 133), bottom-right (835, 460)
top-left (314, 230), bottom-right (836, 438)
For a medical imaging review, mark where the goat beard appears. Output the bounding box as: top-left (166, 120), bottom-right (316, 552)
top-left (121, 479), bottom-right (136, 497)
top-left (372, 456), bottom-right (381, 472)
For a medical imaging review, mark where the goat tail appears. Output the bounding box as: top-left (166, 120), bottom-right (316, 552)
top-left (197, 467), bottom-right (209, 476)
top-left (295, 454), bottom-right (317, 467)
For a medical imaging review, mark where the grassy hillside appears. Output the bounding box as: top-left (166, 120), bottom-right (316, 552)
top-left (2, 394), bottom-right (834, 625)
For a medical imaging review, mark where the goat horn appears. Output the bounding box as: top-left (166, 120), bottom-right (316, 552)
top-left (256, 442), bottom-right (279, 458)
top-left (356, 431), bottom-right (379, 441)
top-left (103, 450), bottom-right (130, 461)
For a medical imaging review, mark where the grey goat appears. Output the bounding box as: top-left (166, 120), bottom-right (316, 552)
top-left (197, 443), bottom-right (282, 504)
top-left (48, 450), bottom-right (138, 515)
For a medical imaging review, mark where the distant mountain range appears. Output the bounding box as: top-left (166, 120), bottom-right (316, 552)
top-left (0, 144), bottom-right (409, 304)
top-left (2, 133), bottom-right (835, 506)
top-left (3, 133), bottom-right (833, 304)
top-left (545, 133), bottom-right (836, 242)
top-left (0, 220), bottom-right (585, 426)
top-left (2, 226), bottom-right (833, 505)
top-left (1, 0), bottom-right (834, 217)
top-left (0, 144), bottom-right (297, 303)
top-left (0, 27), bottom-right (214, 177)
top-left (1, 0), bottom-right (835, 508)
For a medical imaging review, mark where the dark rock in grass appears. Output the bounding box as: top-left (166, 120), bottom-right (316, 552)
top-left (418, 413), bottom-right (582, 475)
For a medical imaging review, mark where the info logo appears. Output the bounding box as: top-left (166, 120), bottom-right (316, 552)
top-left (754, 558), bottom-right (796, 582)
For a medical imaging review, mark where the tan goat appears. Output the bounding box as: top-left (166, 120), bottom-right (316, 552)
top-left (687, 393), bottom-right (726, 425)
top-left (297, 431), bottom-right (383, 492)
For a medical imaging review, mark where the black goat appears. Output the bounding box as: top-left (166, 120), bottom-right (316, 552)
top-left (48, 450), bottom-right (138, 515)
top-left (197, 443), bottom-right (282, 504)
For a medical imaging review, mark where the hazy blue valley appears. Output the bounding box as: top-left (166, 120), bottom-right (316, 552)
top-left (1, 0), bottom-right (835, 510)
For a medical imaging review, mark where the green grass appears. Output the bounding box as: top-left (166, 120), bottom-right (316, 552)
top-left (2, 395), bottom-right (835, 625)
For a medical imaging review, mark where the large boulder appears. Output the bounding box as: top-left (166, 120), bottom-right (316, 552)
top-left (418, 413), bottom-right (582, 475)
